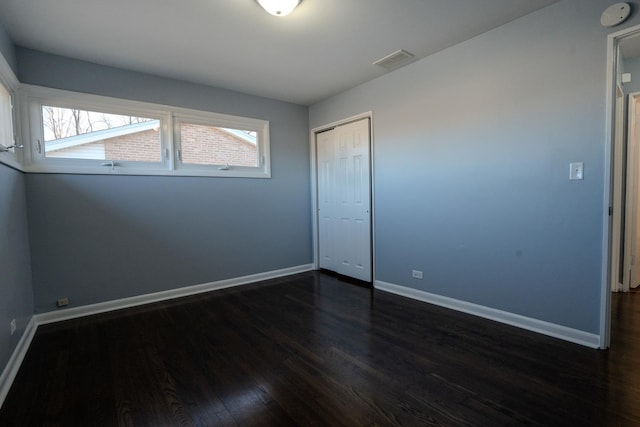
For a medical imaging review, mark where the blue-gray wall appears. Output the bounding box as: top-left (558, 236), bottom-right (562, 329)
top-left (0, 20), bottom-right (32, 386)
top-left (0, 23), bottom-right (16, 74)
top-left (310, 0), bottom-right (633, 334)
top-left (4, 0), bottom-right (633, 336)
top-left (17, 48), bottom-right (312, 313)
top-left (0, 163), bottom-right (34, 375)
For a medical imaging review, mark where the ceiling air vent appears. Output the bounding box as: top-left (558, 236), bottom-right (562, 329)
top-left (373, 49), bottom-right (415, 70)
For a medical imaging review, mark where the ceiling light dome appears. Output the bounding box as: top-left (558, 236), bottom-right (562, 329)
top-left (256, 0), bottom-right (301, 17)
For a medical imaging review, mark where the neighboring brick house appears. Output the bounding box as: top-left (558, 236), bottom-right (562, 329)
top-left (179, 123), bottom-right (257, 166)
top-left (103, 128), bottom-right (162, 162)
top-left (46, 120), bottom-right (257, 166)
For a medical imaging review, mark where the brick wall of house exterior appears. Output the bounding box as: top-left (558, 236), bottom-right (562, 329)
top-left (180, 124), bottom-right (256, 166)
top-left (104, 129), bottom-right (162, 162)
top-left (102, 126), bottom-right (257, 165)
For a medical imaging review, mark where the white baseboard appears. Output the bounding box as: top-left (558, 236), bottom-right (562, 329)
top-left (0, 316), bottom-right (37, 409)
top-left (36, 264), bottom-right (314, 325)
top-left (0, 264), bottom-right (313, 410)
top-left (375, 280), bottom-right (600, 348)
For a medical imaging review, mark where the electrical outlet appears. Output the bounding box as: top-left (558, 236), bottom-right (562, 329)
top-left (10, 319), bottom-right (16, 335)
top-left (57, 297), bottom-right (69, 307)
top-left (412, 270), bottom-right (423, 279)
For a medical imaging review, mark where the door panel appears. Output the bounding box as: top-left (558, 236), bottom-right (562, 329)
top-left (318, 130), bottom-right (336, 272)
top-left (316, 118), bottom-right (372, 281)
top-left (624, 94), bottom-right (640, 291)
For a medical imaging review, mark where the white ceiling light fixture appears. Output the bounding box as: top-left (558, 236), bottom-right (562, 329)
top-left (600, 3), bottom-right (631, 28)
top-left (256, 0), bottom-right (302, 17)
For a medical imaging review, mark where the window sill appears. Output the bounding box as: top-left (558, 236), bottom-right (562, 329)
top-left (22, 163), bottom-right (271, 178)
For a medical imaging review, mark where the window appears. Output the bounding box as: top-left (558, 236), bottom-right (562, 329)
top-left (179, 124), bottom-right (257, 167)
top-left (0, 81), bottom-right (15, 153)
top-left (23, 85), bottom-right (271, 178)
top-left (0, 72), bottom-right (21, 170)
top-left (42, 106), bottom-right (161, 162)
top-left (173, 113), bottom-right (269, 177)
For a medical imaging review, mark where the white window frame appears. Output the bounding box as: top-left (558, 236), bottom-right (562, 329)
top-left (0, 54), bottom-right (21, 171)
top-left (173, 111), bottom-right (268, 177)
top-left (20, 85), bottom-right (271, 178)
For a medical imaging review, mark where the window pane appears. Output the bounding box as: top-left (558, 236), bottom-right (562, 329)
top-left (180, 123), bottom-right (258, 167)
top-left (42, 106), bottom-right (161, 162)
top-left (0, 82), bottom-right (13, 149)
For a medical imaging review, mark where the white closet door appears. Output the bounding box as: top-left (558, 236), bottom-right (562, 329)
top-left (317, 118), bottom-right (371, 281)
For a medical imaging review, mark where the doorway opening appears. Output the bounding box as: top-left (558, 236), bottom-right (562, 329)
top-left (605, 24), bottom-right (640, 349)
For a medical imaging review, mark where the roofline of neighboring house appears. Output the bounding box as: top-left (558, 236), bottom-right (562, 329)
top-left (45, 120), bottom-right (161, 152)
top-left (219, 128), bottom-right (257, 145)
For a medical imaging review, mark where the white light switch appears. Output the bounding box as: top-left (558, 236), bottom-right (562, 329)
top-left (569, 162), bottom-right (584, 180)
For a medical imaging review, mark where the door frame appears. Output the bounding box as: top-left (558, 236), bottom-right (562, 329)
top-left (603, 24), bottom-right (640, 349)
top-left (310, 111), bottom-right (375, 281)
top-left (610, 79), bottom-right (626, 295)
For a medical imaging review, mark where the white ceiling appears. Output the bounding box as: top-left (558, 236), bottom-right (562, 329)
top-left (0, 0), bottom-right (560, 105)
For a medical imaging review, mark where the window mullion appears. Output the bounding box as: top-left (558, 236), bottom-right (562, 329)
top-left (165, 112), bottom-right (175, 171)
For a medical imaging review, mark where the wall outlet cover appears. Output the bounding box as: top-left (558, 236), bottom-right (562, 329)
top-left (569, 162), bottom-right (584, 180)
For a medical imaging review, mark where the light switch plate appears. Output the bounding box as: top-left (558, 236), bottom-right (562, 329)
top-left (570, 162), bottom-right (584, 180)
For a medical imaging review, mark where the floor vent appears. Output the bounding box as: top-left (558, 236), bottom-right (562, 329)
top-left (373, 49), bottom-right (415, 69)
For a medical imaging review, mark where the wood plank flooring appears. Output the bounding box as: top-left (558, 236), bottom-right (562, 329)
top-left (1, 271), bottom-right (640, 426)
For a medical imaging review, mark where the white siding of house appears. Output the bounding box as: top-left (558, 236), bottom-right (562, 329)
top-left (46, 141), bottom-right (105, 159)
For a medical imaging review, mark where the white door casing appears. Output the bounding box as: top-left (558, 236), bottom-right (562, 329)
top-left (316, 118), bottom-right (372, 281)
top-left (611, 81), bottom-right (626, 293)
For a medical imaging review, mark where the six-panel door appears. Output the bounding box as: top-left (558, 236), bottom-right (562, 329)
top-left (317, 118), bottom-right (371, 282)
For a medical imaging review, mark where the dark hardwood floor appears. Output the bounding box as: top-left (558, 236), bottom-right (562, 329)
top-left (1, 271), bottom-right (640, 426)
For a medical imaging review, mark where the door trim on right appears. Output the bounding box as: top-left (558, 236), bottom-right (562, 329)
top-left (310, 111), bottom-right (375, 281)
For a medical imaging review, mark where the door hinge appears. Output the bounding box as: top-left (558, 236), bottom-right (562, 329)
top-left (609, 206), bottom-right (613, 216)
